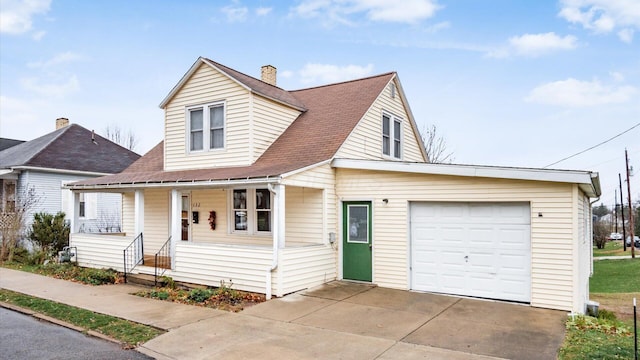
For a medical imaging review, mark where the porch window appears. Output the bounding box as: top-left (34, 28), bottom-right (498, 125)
top-left (233, 190), bottom-right (247, 231)
top-left (187, 102), bottom-right (225, 153)
top-left (382, 112), bottom-right (402, 159)
top-left (255, 189), bottom-right (271, 232)
top-left (230, 188), bottom-right (272, 234)
top-left (79, 193), bottom-right (86, 218)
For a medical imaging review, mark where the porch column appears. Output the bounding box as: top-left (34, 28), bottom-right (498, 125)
top-left (170, 189), bottom-right (181, 269)
top-left (134, 190), bottom-right (144, 236)
top-left (69, 191), bottom-right (80, 233)
top-left (275, 184), bottom-right (285, 248)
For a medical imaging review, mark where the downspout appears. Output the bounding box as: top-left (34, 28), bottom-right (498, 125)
top-left (266, 183), bottom-right (279, 299)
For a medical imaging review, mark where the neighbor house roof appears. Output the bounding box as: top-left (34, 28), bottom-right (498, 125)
top-left (0, 124), bottom-right (141, 174)
top-left (0, 138), bottom-right (25, 152)
top-left (68, 71), bottom-right (397, 189)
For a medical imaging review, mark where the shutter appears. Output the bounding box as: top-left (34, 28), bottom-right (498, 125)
top-left (86, 193), bottom-right (98, 220)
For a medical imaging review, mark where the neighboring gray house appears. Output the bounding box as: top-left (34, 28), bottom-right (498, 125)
top-left (0, 118), bottom-right (140, 233)
top-left (0, 138), bottom-right (25, 152)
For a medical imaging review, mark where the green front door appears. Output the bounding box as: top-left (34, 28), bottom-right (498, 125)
top-left (343, 202), bottom-right (372, 282)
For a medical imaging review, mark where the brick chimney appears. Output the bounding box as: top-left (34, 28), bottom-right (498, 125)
top-left (56, 117), bottom-right (69, 129)
top-left (261, 65), bottom-right (277, 86)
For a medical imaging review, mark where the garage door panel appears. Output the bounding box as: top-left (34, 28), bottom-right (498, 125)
top-left (411, 202), bottom-right (531, 303)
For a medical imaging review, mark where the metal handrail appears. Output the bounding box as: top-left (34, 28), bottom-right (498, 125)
top-left (123, 233), bottom-right (143, 283)
top-left (154, 236), bottom-right (171, 286)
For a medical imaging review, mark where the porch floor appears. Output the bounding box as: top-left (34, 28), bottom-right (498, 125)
top-left (143, 255), bottom-right (171, 269)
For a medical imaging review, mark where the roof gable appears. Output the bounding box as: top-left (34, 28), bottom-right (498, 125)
top-left (0, 124), bottom-right (141, 174)
top-left (253, 72), bottom-right (396, 171)
top-left (159, 57), bottom-right (306, 111)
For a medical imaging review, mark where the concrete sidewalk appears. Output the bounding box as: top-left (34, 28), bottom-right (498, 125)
top-left (1, 268), bottom-right (564, 359)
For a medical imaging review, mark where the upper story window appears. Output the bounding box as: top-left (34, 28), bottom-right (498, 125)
top-left (382, 112), bottom-right (402, 159)
top-left (187, 102), bottom-right (225, 153)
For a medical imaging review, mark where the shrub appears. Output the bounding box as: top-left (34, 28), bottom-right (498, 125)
top-left (150, 290), bottom-right (170, 300)
top-left (188, 288), bottom-right (214, 303)
top-left (28, 212), bottom-right (70, 257)
top-left (593, 221), bottom-right (609, 249)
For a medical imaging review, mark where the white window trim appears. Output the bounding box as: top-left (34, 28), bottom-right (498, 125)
top-left (186, 101), bottom-right (226, 154)
top-left (382, 111), bottom-right (403, 160)
top-left (228, 188), bottom-right (273, 236)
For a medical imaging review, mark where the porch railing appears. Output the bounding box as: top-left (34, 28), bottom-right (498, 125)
top-left (123, 233), bottom-right (144, 283)
top-left (154, 236), bottom-right (171, 286)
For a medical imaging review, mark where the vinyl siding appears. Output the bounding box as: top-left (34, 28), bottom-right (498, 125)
top-left (171, 242), bottom-right (273, 294)
top-left (283, 164), bottom-right (338, 244)
top-left (164, 63), bottom-right (252, 170)
top-left (335, 168), bottom-right (578, 311)
top-left (336, 79), bottom-right (425, 163)
top-left (122, 192), bottom-right (134, 235)
top-left (190, 189), bottom-right (229, 243)
top-left (17, 170), bottom-right (121, 232)
top-left (279, 245), bottom-right (336, 294)
top-left (285, 187), bottom-right (324, 244)
top-left (143, 188), bottom-right (169, 253)
top-left (70, 233), bottom-right (133, 271)
top-left (251, 95), bottom-right (301, 162)
top-left (575, 188), bottom-right (592, 313)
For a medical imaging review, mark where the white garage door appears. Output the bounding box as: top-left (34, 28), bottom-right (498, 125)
top-left (410, 202), bottom-right (531, 302)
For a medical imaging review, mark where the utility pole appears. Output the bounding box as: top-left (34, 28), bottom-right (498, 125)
top-left (626, 149), bottom-right (635, 258)
top-left (614, 189), bottom-right (618, 234)
top-left (620, 173), bottom-right (627, 251)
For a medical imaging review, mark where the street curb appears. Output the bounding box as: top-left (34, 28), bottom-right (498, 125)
top-left (0, 300), bottom-right (123, 346)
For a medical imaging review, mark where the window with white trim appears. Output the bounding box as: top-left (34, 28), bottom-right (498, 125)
top-left (230, 188), bottom-right (272, 234)
top-left (382, 112), bottom-right (402, 159)
top-left (187, 102), bottom-right (225, 152)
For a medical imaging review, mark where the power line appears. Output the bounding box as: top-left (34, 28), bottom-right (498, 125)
top-left (544, 122), bottom-right (640, 168)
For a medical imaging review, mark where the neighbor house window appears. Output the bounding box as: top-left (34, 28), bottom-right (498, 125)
top-left (187, 102), bottom-right (225, 153)
top-left (382, 112), bottom-right (402, 159)
top-left (230, 188), bottom-right (272, 234)
top-left (79, 193), bottom-right (86, 218)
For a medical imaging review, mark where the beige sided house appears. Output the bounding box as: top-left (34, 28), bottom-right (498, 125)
top-left (67, 57), bottom-right (600, 314)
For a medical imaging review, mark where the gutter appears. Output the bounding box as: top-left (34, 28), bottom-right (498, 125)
top-left (64, 176), bottom-right (282, 190)
top-left (265, 183), bottom-right (279, 300)
top-left (11, 166), bottom-right (112, 177)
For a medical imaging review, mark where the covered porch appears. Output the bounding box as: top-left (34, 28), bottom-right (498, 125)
top-left (68, 181), bottom-right (337, 298)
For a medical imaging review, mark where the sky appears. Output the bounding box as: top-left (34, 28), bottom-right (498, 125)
top-left (1, 0), bottom-right (639, 207)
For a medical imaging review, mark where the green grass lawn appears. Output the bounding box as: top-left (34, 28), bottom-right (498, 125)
top-left (0, 289), bottom-right (162, 347)
top-left (560, 259), bottom-right (639, 359)
top-left (590, 259), bottom-right (640, 293)
top-left (593, 240), bottom-right (634, 257)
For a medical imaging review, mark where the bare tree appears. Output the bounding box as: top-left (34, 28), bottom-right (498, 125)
top-left (421, 124), bottom-right (454, 164)
top-left (0, 187), bottom-right (40, 262)
top-left (104, 124), bottom-right (138, 151)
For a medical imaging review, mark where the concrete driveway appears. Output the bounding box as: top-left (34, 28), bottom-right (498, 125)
top-left (142, 281), bottom-right (566, 360)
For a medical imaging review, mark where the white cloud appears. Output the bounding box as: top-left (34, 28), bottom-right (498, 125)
top-left (221, 4), bottom-right (248, 22)
top-left (27, 52), bottom-right (84, 69)
top-left (559, 0), bottom-right (640, 42)
top-left (20, 75), bottom-right (80, 97)
top-left (291, 0), bottom-right (441, 26)
top-left (618, 28), bottom-right (634, 42)
top-left (0, 0), bottom-right (51, 34)
top-left (280, 70), bottom-right (294, 79)
top-left (32, 30), bottom-right (46, 40)
top-left (256, 7), bottom-right (272, 16)
top-left (424, 21), bottom-right (450, 33)
top-left (525, 78), bottom-right (637, 107)
top-left (298, 63), bottom-right (374, 84)
top-left (509, 32), bottom-right (578, 56)
top-left (486, 32), bottom-right (578, 58)
top-left (610, 71), bottom-right (624, 82)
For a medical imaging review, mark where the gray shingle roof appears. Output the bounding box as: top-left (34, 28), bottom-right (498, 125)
top-left (0, 124), bottom-right (140, 174)
top-left (0, 138), bottom-right (25, 152)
